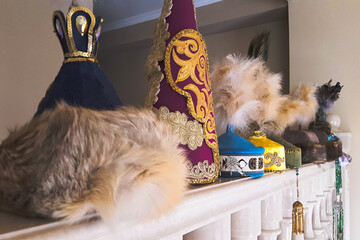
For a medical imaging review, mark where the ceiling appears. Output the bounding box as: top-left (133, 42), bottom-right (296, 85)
top-left (94, 0), bottom-right (222, 32)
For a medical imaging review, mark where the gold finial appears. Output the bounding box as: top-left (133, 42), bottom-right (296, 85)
top-left (253, 130), bottom-right (263, 137)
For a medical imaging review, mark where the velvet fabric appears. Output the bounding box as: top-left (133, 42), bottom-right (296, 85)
top-left (35, 7), bottom-right (122, 117)
top-left (35, 62), bottom-right (122, 117)
top-left (152, 0), bottom-right (218, 183)
top-left (269, 136), bottom-right (302, 168)
top-left (165, 0), bottom-right (197, 45)
top-left (219, 125), bottom-right (264, 156)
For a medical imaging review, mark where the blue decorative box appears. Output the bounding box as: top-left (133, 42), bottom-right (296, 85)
top-left (218, 125), bottom-right (265, 178)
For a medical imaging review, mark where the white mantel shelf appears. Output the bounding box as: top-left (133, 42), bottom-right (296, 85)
top-left (0, 162), bottom-right (336, 240)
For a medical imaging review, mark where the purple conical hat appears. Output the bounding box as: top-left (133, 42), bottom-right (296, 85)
top-left (145, 0), bottom-right (219, 184)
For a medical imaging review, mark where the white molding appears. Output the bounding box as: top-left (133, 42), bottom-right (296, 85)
top-left (102, 0), bottom-right (223, 32)
top-left (0, 163), bottom-right (335, 240)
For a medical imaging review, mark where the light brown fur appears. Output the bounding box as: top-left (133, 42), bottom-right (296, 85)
top-left (0, 103), bottom-right (187, 224)
top-left (264, 85), bottom-right (318, 136)
top-left (211, 54), bottom-right (283, 137)
top-left (211, 54), bottom-right (318, 137)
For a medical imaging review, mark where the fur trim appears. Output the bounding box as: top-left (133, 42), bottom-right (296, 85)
top-left (0, 103), bottom-right (187, 224)
top-left (211, 54), bottom-right (318, 137)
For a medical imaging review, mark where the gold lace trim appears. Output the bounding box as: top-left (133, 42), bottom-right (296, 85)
top-left (158, 106), bottom-right (204, 150)
top-left (144, 0), bottom-right (173, 107)
top-left (286, 149), bottom-right (301, 154)
top-left (63, 57), bottom-right (98, 63)
top-left (64, 51), bottom-right (92, 58)
top-left (186, 160), bottom-right (217, 184)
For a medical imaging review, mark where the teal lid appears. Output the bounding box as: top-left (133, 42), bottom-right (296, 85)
top-left (219, 125), bottom-right (265, 155)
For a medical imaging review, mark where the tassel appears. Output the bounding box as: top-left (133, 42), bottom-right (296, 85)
top-left (292, 201), bottom-right (305, 234)
top-left (292, 168), bottom-right (305, 236)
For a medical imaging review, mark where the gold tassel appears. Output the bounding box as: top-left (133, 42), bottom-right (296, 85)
top-left (292, 168), bottom-right (304, 235)
top-left (292, 201), bottom-right (304, 234)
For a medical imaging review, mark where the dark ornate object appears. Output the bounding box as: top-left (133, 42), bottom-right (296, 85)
top-left (309, 80), bottom-right (343, 134)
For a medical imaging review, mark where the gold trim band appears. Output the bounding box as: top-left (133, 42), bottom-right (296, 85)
top-left (64, 57), bottom-right (98, 63)
top-left (186, 160), bottom-right (217, 184)
top-left (64, 51), bottom-right (92, 58)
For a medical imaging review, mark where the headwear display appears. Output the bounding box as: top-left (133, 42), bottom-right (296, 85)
top-left (310, 80), bottom-right (343, 134)
top-left (35, 6), bottom-right (122, 117)
top-left (284, 80), bottom-right (344, 163)
top-left (145, 0), bottom-right (219, 184)
top-left (0, 103), bottom-right (187, 223)
top-left (0, 6), bottom-right (187, 224)
top-left (248, 131), bottom-right (286, 172)
top-left (219, 125), bottom-right (265, 177)
top-left (211, 32), bottom-right (319, 172)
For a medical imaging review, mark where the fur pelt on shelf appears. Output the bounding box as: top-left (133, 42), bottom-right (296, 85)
top-left (211, 54), bottom-right (318, 137)
top-left (0, 103), bottom-right (187, 224)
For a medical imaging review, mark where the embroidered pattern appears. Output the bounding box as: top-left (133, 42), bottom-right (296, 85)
top-left (222, 156), bottom-right (247, 172)
top-left (186, 160), bottom-right (216, 182)
top-left (249, 157), bottom-right (264, 170)
top-left (164, 29), bottom-right (219, 169)
top-left (264, 152), bottom-right (285, 167)
top-left (54, 7), bottom-right (98, 63)
top-left (157, 106), bottom-right (204, 150)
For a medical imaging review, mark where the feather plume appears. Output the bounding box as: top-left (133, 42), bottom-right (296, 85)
top-left (247, 31), bottom-right (270, 62)
top-left (211, 54), bottom-right (318, 137)
top-left (315, 79), bottom-right (343, 115)
top-left (0, 103), bottom-right (187, 224)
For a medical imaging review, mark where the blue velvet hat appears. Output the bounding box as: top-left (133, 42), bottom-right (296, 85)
top-left (34, 6), bottom-right (121, 117)
top-left (218, 125), bottom-right (265, 178)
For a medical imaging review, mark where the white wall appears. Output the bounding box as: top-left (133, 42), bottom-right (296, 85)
top-left (205, 20), bottom-right (289, 92)
top-left (288, 0), bottom-right (360, 239)
top-left (98, 19), bottom-right (289, 107)
top-left (0, 0), bottom-right (92, 141)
